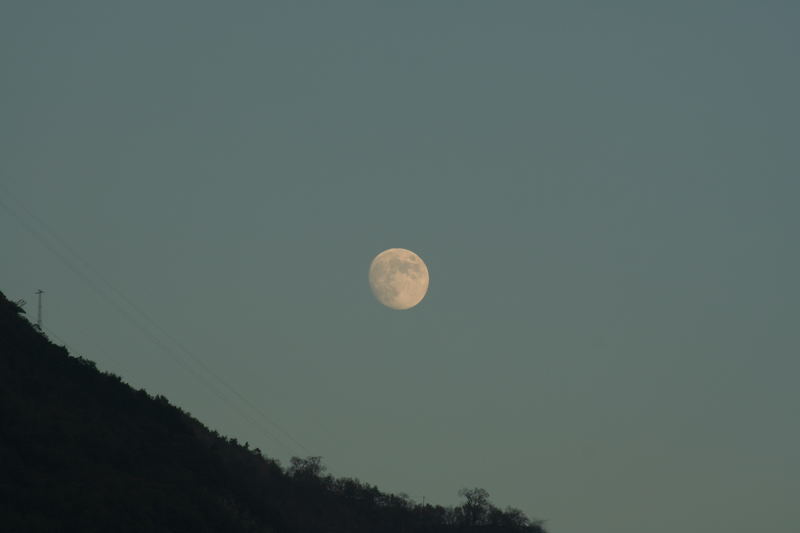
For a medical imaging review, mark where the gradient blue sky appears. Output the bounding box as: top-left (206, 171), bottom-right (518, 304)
top-left (2, 3), bottom-right (798, 532)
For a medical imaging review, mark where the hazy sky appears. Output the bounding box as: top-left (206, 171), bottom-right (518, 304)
top-left (2, 2), bottom-right (798, 532)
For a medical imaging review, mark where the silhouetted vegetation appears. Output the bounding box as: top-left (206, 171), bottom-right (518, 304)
top-left (0, 290), bottom-right (546, 533)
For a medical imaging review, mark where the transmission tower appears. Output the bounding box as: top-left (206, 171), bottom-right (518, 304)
top-left (35, 289), bottom-right (44, 329)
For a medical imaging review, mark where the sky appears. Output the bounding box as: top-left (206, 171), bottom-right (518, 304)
top-left (2, 2), bottom-right (799, 532)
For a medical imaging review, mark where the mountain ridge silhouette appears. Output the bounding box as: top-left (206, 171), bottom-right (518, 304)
top-left (0, 290), bottom-right (546, 533)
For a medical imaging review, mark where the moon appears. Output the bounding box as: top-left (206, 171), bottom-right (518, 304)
top-left (369, 248), bottom-right (430, 310)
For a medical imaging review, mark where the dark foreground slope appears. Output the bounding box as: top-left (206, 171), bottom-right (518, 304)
top-left (0, 291), bottom-right (546, 533)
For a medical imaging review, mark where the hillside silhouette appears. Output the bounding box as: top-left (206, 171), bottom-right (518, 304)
top-left (0, 291), bottom-right (546, 533)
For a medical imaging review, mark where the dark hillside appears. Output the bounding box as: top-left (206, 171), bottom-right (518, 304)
top-left (0, 290), bottom-right (546, 533)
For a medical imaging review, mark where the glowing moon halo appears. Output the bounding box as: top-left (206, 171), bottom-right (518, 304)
top-left (369, 248), bottom-right (429, 310)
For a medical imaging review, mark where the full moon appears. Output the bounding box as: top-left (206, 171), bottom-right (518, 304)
top-left (369, 248), bottom-right (429, 310)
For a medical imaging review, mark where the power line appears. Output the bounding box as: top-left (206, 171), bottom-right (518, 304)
top-left (42, 325), bottom-right (69, 349)
top-left (0, 189), bottom-right (310, 457)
